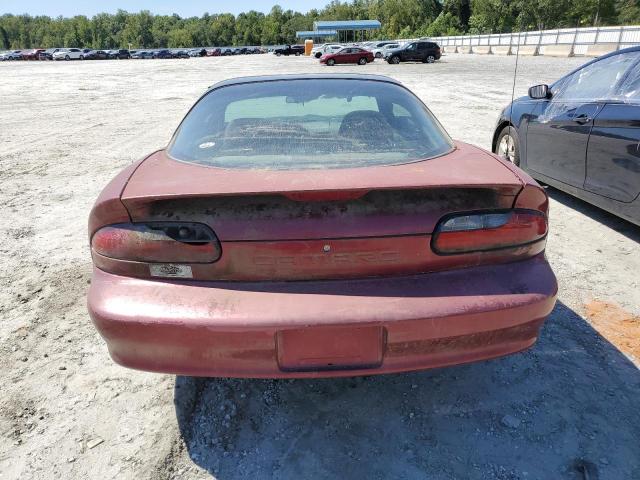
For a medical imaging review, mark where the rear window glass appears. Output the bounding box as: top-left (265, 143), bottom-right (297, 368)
top-left (168, 78), bottom-right (453, 170)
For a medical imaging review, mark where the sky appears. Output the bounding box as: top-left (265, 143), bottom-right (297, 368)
top-left (1, 0), bottom-right (330, 17)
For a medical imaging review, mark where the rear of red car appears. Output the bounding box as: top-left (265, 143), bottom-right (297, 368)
top-left (87, 75), bottom-right (556, 377)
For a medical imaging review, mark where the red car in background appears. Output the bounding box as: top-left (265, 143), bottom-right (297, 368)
top-left (87, 74), bottom-right (557, 378)
top-left (320, 47), bottom-right (375, 66)
top-left (22, 49), bottom-right (45, 60)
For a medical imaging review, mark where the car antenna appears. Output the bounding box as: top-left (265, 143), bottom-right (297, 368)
top-left (509, 30), bottom-right (522, 126)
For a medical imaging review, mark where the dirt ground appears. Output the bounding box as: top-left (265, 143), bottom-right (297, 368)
top-left (1, 53), bottom-right (639, 480)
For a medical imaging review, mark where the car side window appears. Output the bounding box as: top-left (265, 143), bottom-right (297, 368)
top-left (552, 52), bottom-right (638, 102)
top-left (406, 43), bottom-right (416, 51)
top-left (617, 62), bottom-right (640, 101)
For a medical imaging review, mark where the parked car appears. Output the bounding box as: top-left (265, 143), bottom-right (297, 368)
top-left (173, 50), bottom-right (190, 59)
top-left (372, 43), bottom-right (401, 58)
top-left (153, 49), bottom-right (173, 59)
top-left (320, 47), bottom-right (375, 66)
top-left (87, 73), bottom-right (556, 378)
top-left (131, 50), bottom-right (153, 59)
top-left (311, 43), bottom-right (326, 57)
top-left (189, 48), bottom-right (207, 57)
top-left (3, 50), bottom-right (24, 60)
top-left (492, 46), bottom-right (640, 226)
top-left (384, 41), bottom-right (441, 64)
top-left (21, 49), bottom-right (45, 60)
top-left (113, 49), bottom-right (131, 59)
top-left (207, 48), bottom-right (222, 56)
top-left (313, 44), bottom-right (342, 58)
top-left (39, 48), bottom-right (63, 60)
top-left (52, 48), bottom-right (85, 60)
top-left (365, 41), bottom-right (397, 54)
top-left (221, 48), bottom-right (234, 56)
top-left (85, 50), bottom-right (109, 60)
top-left (273, 44), bottom-right (305, 56)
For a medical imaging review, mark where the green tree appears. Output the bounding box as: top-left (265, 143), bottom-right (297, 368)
top-left (618, 0), bottom-right (640, 23)
top-left (0, 0), bottom-right (635, 50)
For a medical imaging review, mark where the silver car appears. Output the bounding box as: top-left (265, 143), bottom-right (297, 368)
top-left (372, 43), bottom-right (401, 59)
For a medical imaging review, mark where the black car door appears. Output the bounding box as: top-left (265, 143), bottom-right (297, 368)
top-left (584, 58), bottom-right (640, 202)
top-left (416, 42), bottom-right (428, 61)
top-left (402, 43), bottom-right (418, 61)
top-left (525, 52), bottom-right (638, 187)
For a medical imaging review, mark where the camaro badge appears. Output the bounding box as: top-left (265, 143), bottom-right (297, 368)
top-left (150, 264), bottom-right (193, 279)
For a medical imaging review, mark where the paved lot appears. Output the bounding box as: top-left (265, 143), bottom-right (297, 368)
top-left (0, 53), bottom-right (639, 480)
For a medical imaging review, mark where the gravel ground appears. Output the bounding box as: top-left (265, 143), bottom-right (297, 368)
top-left (0, 53), bottom-right (639, 480)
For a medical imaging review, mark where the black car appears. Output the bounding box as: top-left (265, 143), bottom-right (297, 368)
top-left (274, 45), bottom-right (305, 56)
top-left (384, 41), bottom-right (441, 64)
top-left (173, 50), bottom-right (190, 59)
top-left (113, 49), bottom-right (130, 59)
top-left (85, 50), bottom-right (109, 60)
top-left (154, 49), bottom-right (173, 59)
top-left (492, 46), bottom-right (640, 226)
top-left (221, 48), bottom-right (234, 56)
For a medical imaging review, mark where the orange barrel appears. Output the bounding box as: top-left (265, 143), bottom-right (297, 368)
top-left (305, 39), bottom-right (313, 56)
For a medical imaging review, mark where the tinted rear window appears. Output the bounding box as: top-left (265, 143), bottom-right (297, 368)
top-left (168, 78), bottom-right (453, 170)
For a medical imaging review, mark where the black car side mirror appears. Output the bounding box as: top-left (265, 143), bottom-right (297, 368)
top-left (529, 84), bottom-right (551, 100)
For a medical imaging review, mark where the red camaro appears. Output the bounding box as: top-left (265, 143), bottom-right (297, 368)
top-left (320, 47), bottom-right (375, 66)
top-left (22, 49), bottom-right (45, 60)
top-left (87, 74), bottom-right (557, 378)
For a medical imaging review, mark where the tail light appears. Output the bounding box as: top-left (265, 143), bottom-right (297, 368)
top-left (432, 209), bottom-right (547, 255)
top-left (91, 222), bottom-right (221, 263)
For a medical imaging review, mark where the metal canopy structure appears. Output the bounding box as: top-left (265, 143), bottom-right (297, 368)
top-left (295, 30), bottom-right (338, 39)
top-left (313, 20), bottom-right (381, 43)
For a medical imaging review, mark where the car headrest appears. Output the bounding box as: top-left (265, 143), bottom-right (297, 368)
top-left (338, 110), bottom-right (393, 146)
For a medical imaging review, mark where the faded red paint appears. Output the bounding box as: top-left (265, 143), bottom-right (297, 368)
top-left (87, 135), bottom-right (557, 377)
top-left (88, 254), bottom-right (557, 378)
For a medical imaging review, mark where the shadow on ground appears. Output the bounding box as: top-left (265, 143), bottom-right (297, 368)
top-left (545, 186), bottom-right (640, 242)
top-left (174, 302), bottom-right (640, 479)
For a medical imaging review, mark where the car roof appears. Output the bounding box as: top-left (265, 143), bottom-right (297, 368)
top-left (209, 74), bottom-right (403, 91)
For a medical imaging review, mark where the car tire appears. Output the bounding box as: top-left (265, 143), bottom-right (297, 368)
top-left (327, 58), bottom-right (335, 66)
top-left (495, 126), bottom-right (521, 166)
top-left (65, 55), bottom-right (70, 61)
top-left (295, 52), bottom-right (300, 56)
top-left (358, 57), bottom-right (367, 65)
top-left (375, 52), bottom-right (382, 58)
top-left (80, 55), bottom-right (84, 60)
top-left (389, 56), bottom-right (400, 64)
top-left (425, 55), bottom-right (436, 63)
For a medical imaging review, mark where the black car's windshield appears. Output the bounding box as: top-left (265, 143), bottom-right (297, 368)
top-left (168, 78), bottom-right (453, 170)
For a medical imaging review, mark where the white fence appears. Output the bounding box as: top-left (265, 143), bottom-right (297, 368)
top-left (424, 25), bottom-right (640, 55)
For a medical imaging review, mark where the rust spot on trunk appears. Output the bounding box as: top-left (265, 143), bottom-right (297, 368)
top-left (585, 300), bottom-right (640, 361)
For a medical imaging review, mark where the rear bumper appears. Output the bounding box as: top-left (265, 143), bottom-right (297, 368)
top-left (88, 255), bottom-right (557, 378)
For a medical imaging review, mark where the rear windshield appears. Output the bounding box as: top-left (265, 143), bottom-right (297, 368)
top-left (168, 78), bottom-right (453, 170)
